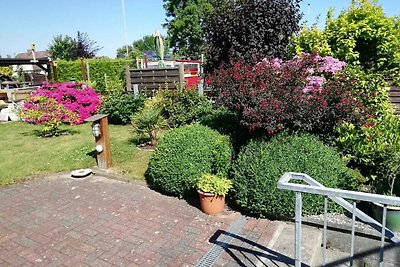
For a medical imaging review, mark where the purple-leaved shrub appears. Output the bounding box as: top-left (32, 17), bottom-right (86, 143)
top-left (209, 53), bottom-right (367, 139)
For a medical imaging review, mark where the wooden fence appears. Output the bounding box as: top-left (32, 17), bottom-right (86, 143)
top-left (125, 65), bottom-right (185, 96)
top-left (389, 86), bottom-right (400, 114)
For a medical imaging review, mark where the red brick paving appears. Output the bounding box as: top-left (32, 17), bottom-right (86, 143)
top-left (0, 173), bottom-right (251, 266)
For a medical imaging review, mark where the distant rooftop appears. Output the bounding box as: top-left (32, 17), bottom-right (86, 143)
top-left (15, 49), bottom-right (50, 60)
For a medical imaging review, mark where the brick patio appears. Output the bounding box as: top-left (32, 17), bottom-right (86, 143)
top-left (0, 173), bottom-right (278, 267)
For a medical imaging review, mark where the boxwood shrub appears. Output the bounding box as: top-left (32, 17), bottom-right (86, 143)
top-left (231, 133), bottom-right (358, 218)
top-left (146, 124), bottom-right (231, 198)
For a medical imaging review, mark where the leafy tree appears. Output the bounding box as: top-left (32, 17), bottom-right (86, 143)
top-left (48, 35), bottom-right (75, 60)
top-left (294, 0), bottom-right (400, 75)
top-left (0, 66), bottom-right (13, 77)
top-left (325, 0), bottom-right (400, 73)
top-left (116, 45), bottom-right (142, 59)
top-left (204, 0), bottom-right (302, 72)
top-left (116, 35), bottom-right (170, 59)
top-left (291, 25), bottom-right (332, 57)
top-left (49, 32), bottom-right (101, 60)
top-left (71, 31), bottom-right (102, 59)
top-left (133, 35), bottom-right (157, 52)
top-left (163, 0), bottom-right (213, 58)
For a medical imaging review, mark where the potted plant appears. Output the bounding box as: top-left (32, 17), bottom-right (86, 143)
top-left (196, 173), bottom-right (233, 215)
top-left (372, 154), bottom-right (400, 232)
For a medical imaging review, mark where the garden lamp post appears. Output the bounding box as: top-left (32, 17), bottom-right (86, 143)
top-left (85, 114), bottom-right (112, 169)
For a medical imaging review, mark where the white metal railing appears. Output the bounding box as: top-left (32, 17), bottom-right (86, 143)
top-left (277, 172), bottom-right (400, 267)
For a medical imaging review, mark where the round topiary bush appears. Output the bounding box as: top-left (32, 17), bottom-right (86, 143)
top-left (231, 133), bottom-right (358, 218)
top-left (146, 124), bottom-right (232, 198)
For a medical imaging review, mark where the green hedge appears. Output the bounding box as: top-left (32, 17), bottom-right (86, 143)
top-left (146, 124), bottom-right (232, 198)
top-left (231, 133), bottom-right (358, 218)
top-left (57, 58), bottom-right (135, 92)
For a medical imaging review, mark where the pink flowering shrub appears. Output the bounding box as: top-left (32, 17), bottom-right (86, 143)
top-left (23, 82), bottom-right (101, 125)
top-left (20, 96), bottom-right (80, 136)
top-left (210, 53), bottom-right (368, 138)
top-left (21, 82), bottom-right (101, 136)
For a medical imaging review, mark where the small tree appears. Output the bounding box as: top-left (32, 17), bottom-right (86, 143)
top-left (49, 32), bottom-right (102, 60)
top-left (71, 31), bottom-right (102, 59)
top-left (48, 35), bottom-right (75, 60)
top-left (204, 0), bottom-right (302, 72)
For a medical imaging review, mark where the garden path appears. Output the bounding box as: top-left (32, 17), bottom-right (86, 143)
top-left (0, 173), bottom-right (399, 266)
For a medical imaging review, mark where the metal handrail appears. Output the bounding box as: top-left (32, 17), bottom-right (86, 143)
top-left (277, 172), bottom-right (400, 267)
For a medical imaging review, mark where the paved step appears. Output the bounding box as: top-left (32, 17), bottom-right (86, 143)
top-left (254, 221), bottom-right (322, 266)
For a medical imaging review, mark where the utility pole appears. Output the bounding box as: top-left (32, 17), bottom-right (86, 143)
top-left (121, 0), bottom-right (129, 57)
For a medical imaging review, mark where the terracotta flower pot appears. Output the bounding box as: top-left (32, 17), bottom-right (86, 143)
top-left (197, 190), bottom-right (225, 215)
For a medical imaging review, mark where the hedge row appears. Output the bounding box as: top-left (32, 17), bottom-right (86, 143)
top-left (57, 58), bottom-right (135, 92)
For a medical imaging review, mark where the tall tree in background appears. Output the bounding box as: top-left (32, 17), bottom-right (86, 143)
top-left (163, 0), bottom-right (213, 59)
top-left (204, 0), bottom-right (302, 72)
top-left (48, 35), bottom-right (75, 60)
top-left (71, 31), bottom-right (102, 59)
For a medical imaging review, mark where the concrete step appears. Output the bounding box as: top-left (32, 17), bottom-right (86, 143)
top-left (254, 221), bottom-right (322, 266)
top-left (254, 220), bottom-right (400, 267)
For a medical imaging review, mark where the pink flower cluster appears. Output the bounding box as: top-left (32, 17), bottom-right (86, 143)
top-left (303, 76), bottom-right (325, 93)
top-left (24, 82), bottom-right (101, 125)
top-left (284, 53), bottom-right (346, 93)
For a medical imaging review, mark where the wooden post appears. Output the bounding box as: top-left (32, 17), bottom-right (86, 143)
top-left (47, 63), bottom-right (52, 83)
top-left (52, 62), bottom-right (58, 82)
top-left (178, 64), bottom-right (185, 90)
top-left (144, 55), bottom-right (148, 68)
top-left (80, 58), bottom-right (87, 82)
top-left (125, 65), bottom-right (132, 91)
top-left (85, 114), bottom-right (112, 169)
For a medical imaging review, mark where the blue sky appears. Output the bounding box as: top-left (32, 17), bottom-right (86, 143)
top-left (1, 0), bottom-right (399, 59)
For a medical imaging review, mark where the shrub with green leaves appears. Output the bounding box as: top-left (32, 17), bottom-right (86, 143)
top-left (291, 25), bottom-right (332, 57)
top-left (146, 124), bottom-right (231, 198)
top-left (100, 92), bottom-right (145, 125)
top-left (156, 89), bottom-right (213, 128)
top-left (131, 97), bottom-right (167, 145)
top-left (336, 112), bottom-right (400, 196)
top-left (231, 134), bottom-right (357, 218)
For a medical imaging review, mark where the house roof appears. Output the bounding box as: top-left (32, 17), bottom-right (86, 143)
top-left (15, 50), bottom-right (50, 60)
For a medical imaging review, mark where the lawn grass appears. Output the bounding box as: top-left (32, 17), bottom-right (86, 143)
top-left (0, 121), bottom-right (151, 186)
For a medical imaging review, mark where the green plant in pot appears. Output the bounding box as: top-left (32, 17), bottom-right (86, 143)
top-left (372, 153), bottom-right (400, 232)
top-left (196, 173), bottom-right (233, 215)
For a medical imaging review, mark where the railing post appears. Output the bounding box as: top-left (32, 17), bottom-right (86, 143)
top-left (295, 192), bottom-right (302, 267)
top-left (350, 202), bottom-right (356, 266)
top-left (380, 204), bottom-right (387, 267)
top-left (322, 196), bottom-right (328, 266)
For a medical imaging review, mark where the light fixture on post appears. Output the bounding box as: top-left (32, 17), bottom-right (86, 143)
top-left (85, 114), bottom-right (112, 169)
top-left (91, 123), bottom-right (101, 138)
